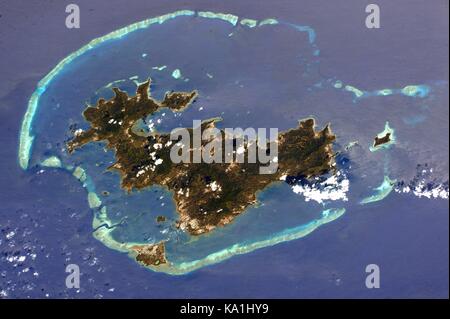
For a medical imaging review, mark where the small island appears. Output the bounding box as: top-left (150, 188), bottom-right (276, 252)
top-left (373, 132), bottom-right (391, 147)
top-left (67, 79), bottom-right (336, 267)
top-left (369, 121), bottom-right (396, 152)
top-left (156, 215), bottom-right (166, 223)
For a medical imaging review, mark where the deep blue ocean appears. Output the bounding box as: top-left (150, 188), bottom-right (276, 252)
top-left (0, 0), bottom-right (448, 298)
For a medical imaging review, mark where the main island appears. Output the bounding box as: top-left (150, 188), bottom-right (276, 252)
top-left (67, 79), bottom-right (336, 268)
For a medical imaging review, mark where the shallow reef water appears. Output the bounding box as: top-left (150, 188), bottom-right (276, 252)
top-left (19, 11), bottom-right (448, 274)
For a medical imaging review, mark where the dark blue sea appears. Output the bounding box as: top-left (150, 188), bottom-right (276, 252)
top-left (0, 0), bottom-right (448, 298)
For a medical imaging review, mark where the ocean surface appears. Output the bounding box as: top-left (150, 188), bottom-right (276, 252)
top-left (0, 0), bottom-right (448, 298)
